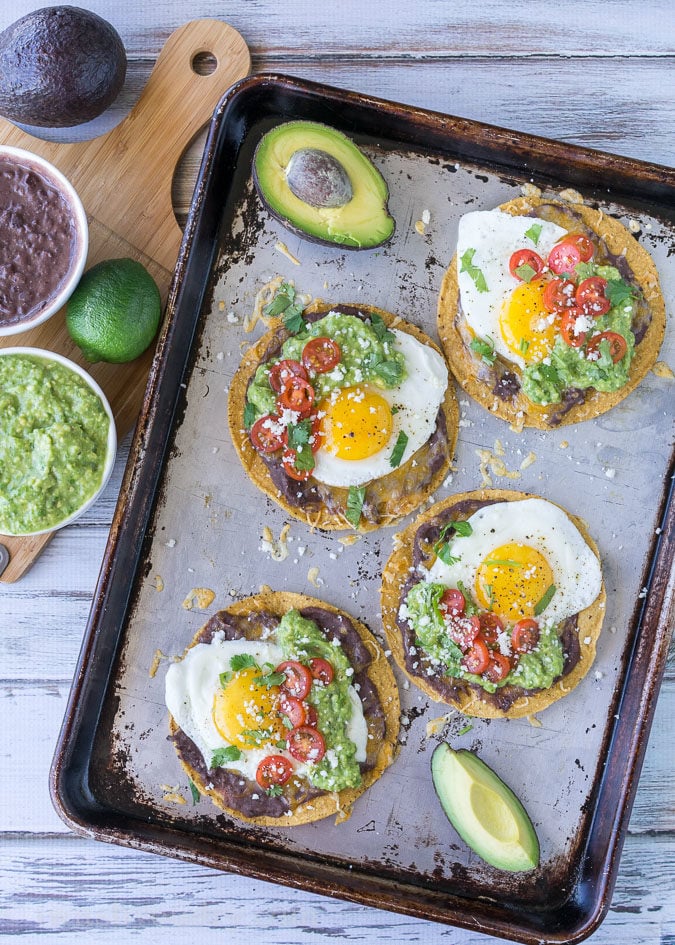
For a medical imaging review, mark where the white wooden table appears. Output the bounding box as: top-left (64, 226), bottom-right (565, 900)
top-left (1, 2), bottom-right (673, 942)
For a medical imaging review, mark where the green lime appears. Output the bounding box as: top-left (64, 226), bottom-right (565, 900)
top-left (66, 257), bottom-right (162, 363)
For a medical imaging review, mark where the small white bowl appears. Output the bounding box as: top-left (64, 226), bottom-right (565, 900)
top-left (0, 146), bottom-right (89, 336)
top-left (0, 347), bottom-right (117, 536)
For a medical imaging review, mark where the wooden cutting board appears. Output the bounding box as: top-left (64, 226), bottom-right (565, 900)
top-left (0, 19), bottom-right (250, 583)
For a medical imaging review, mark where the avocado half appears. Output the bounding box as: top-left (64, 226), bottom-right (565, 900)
top-left (252, 120), bottom-right (395, 250)
top-left (431, 743), bottom-right (540, 872)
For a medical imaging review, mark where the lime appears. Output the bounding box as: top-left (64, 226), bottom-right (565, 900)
top-left (66, 257), bottom-right (161, 363)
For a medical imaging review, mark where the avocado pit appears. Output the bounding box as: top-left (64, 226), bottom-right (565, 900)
top-left (286, 148), bottom-right (353, 209)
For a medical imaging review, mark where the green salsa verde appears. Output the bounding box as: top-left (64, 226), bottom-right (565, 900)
top-left (0, 354), bottom-right (111, 534)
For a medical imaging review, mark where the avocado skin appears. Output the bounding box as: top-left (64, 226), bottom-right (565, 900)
top-left (0, 6), bottom-right (126, 127)
top-left (253, 120), bottom-right (395, 250)
top-left (431, 743), bottom-right (540, 872)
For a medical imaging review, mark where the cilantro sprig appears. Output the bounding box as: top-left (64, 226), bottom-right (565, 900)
top-left (211, 745), bottom-right (242, 768)
top-left (262, 283), bottom-right (306, 333)
top-left (469, 335), bottom-right (497, 366)
top-left (460, 248), bottom-right (489, 293)
top-left (433, 520), bottom-right (473, 565)
top-left (346, 485), bottom-right (366, 528)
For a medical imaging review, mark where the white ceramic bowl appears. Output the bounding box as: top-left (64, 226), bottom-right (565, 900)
top-left (0, 146), bottom-right (89, 336)
top-left (0, 347), bottom-right (117, 536)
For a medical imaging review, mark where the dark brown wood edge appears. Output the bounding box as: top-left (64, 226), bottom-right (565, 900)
top-left (49, 74), bottom-right (675, 944)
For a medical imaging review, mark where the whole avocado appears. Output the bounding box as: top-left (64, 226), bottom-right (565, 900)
top-left (0, 6), bottom-right (126, 127)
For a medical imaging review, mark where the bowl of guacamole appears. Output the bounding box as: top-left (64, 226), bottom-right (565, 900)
top-left (0, 348), bottom-right (116, 535)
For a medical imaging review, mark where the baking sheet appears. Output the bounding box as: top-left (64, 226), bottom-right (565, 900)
top-left (52, 75), bottom-right (675, 943)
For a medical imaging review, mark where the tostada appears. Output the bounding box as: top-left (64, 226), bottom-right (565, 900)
top-left (437, 193), bottom-right (666, 427)
top-left (381, 490), bottom-right (606, 719)
top-left (228, 290), bottom-right (458, 530)
top-left (165, 591), bottom-right (400, 826)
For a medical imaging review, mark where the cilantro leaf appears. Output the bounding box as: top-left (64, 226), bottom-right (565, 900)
top-left (469, 335), bottom-right (496, 366)
top-left (346, 485), bottom-right (366, 528)
top-left (605, 279), bottom-right (635, 307)
top-left (188, 779), bottom-right (200, 804)
top-left (241, 728), bottom-right (274, 746)
top-left (389, 430), bottom-right (409, 468)
top-left (243, 401), bottom-right (257, 429)
top-left (525, 223), bottom-right (543, 245)
top-left (457, 580), bottom-right (478, 616)
top-left (456, 722), bottom-right (473, 736)
top-left (434, 542), bottom-right (460, 566)
top-left (219, 671), bottom-right (233, 689)
top-left (452, 520), bottom-right (473, 537)
top-left (286, 418), bottom-right (311, 450)
top-left (293, 443), bottom-right (315, 471)
top-left (230, 653), bottom-right (258, 672)
top-left (575, 261), bottom-right (596, 281)
top-left (373, 358), bottom-right (405, 386)
top-left (275, 740), bottom-right (288, 751)
top-left (460, 248), bottom-right (489, 293)
top-left (266, 784), bottom-right (284, 797)
top-left (283, 303), bottom-right (306, 334)
top-left (254, 670), bottom-right (287, 689)
top-left (534, 584), bottom-right (557, 616)
top-left (370, 313), bottom-right (395, 344)
top-left (262, 284), bottom-right (295, 317)
top-left (211, 745), bottom-right (242, 768)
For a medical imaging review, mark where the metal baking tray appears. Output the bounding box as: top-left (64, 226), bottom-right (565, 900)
top-left (51, 74), bottom-right (675, 944)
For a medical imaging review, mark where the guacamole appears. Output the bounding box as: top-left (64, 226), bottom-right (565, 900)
top-left (403, 580), bottom-right (564, 694)
top-left (0, 354), bottom-right (111, 534)
top-left (246, 311), bottom-right (406, 422)
top-left (276, 609), bottom-right (362, 791)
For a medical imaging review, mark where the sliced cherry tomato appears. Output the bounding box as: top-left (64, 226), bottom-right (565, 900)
top-left (256, 754), bottom-right (293, 790)
top-left (461, 635), bottom-right (490, 675)
top-left (439, 588), bottom-right (466, 617)
top-left (287, 725), bottom-right (326, 764)
top-left (548, 241), bottom-right (582, 275)
top-left (276, 376), bottom-right (315, 417)
top-left (479, 612), bottom-right (505, 647)
top-left (305, 704), bottom-right (319, 728)
top-left (281, 448), bottom-right (312, 482)
top-left (542, 277), bottom-right (576, 313)
top-left (447, 614), bottom-right (481, 652)
top-left (585, 331), bottom-right (627, 363)
top-left (250, 415), bottom-right (285, 453)
top-left (565, 232), bottom-right (595, 262)
top-left (268, 359), bottom-right (308, 393)
top-left (301, 337), bottom-right (341, 374)
top-left (276, 660), bottom-right (312, 700)
top-left (560, 307), bottom-right (588, 347)
top-left (308, 657), bottom-right (334, 686)
top-left (576, 276), bottom-right (610, 317)
top-left (278, 692), bottom-right (307, 728)
top-left (484, 652), bottom-right (512, 683)
top-left (511, 618), bottom-right (540, 654)
top-left (509, 249), bottom-right (544, 281)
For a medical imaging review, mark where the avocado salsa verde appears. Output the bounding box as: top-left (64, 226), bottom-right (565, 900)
top-left (0, 353), bottom-right (111, 534)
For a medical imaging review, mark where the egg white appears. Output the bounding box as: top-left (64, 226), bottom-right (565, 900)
top-left (165, 633), bottom-right (368, 782)
top-left (425, 498), bottom-right (602, 625)
top-left (456, 209), bottom-right (568, 368)
top-left (311, 328), bottom-right (448, 487)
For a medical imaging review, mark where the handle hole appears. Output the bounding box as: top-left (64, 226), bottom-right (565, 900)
top-left (191, 51), bottom-right (218, 76)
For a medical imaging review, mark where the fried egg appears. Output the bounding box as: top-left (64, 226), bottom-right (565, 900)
top-left (165, 635), bottom-right (368, 782)
top-left (311, 329), bottom-right (448, 487)
top-left (425, 498), bottom-right (602, 625)
top-left (457, 209), bottom-right (569, 369)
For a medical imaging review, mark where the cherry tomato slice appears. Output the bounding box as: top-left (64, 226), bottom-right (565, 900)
top-left (276, 660), bottom-right (312, 700)
top-left (542, 277), bottom-right (576, 313)
top-left (287, 725), bottom-right (326, 763)
top-left (560, 307), bottom-right (588, 347)
top-left (511, 618), bottom-right (540, 654)
top-left (256, 754), bottom-right (293, 790)
top-left (250, 415), bottom-right (285, 453)
top-left (461, 635), bottom-right (490, 675)
top-left (484, 652), bottom-right (512, 683)
top-left (305, 704), bottom-right (319, 728)
top-left (276, 377), bottom-right (315, 417)
top-left (576, 277), bottom-right (610, 317)
top-left (301, 337), bottom-right (341, 374)
top-left (548, 241), bottom-right (582, 275)
top-left (439, 588), bottom-right (466, 617)
top-left (509, 249), bottom-right (544, 281)
top-left (447, 614), bottom-right (481, 652)
top-left (586, 331), bottom-right (628, 364)
top-left (308, 657), bottom-right (334, 686)
top-left (278, 693), bottom-right (306, 728)
top-left (479, 612), bottom-right (505, 647)
top-left (268, 359), bottom-right (308, 393)
top-left (281, 448), bottom-right (312, 482)
top-left (565, 232), bottom-right (595, 262)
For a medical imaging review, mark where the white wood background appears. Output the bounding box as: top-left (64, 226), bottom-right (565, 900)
top-left (1, 1), bottom-right (673, 942)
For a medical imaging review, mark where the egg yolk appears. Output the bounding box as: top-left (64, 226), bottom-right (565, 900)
top-left (319, 386), bottom-right (393, 460)
top-left (475, 542), bottom-right (554, 620)
top-left (212, 666), bottom-right (285, 750)
top-left (500, 280), bottom-right (558, 363)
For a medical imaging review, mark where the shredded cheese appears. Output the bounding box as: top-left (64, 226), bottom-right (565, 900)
top-left (274, 240), bottom-right (300, 265)
top-left (182, 587), bottom-right (216, 610)
top-left (260, 523), bottom-right (291, 561)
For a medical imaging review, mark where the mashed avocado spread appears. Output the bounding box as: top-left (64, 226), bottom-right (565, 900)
top-left (0, 354), bottom-right (110, 534)
top-left (403, 581), bottom-right (564, 693)
top-left (522, 264), bottom-right (637, 406)
top-left (276, 609), bottom-right (362, 791)
top-left (246, 311), bottom-right (406, 422)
